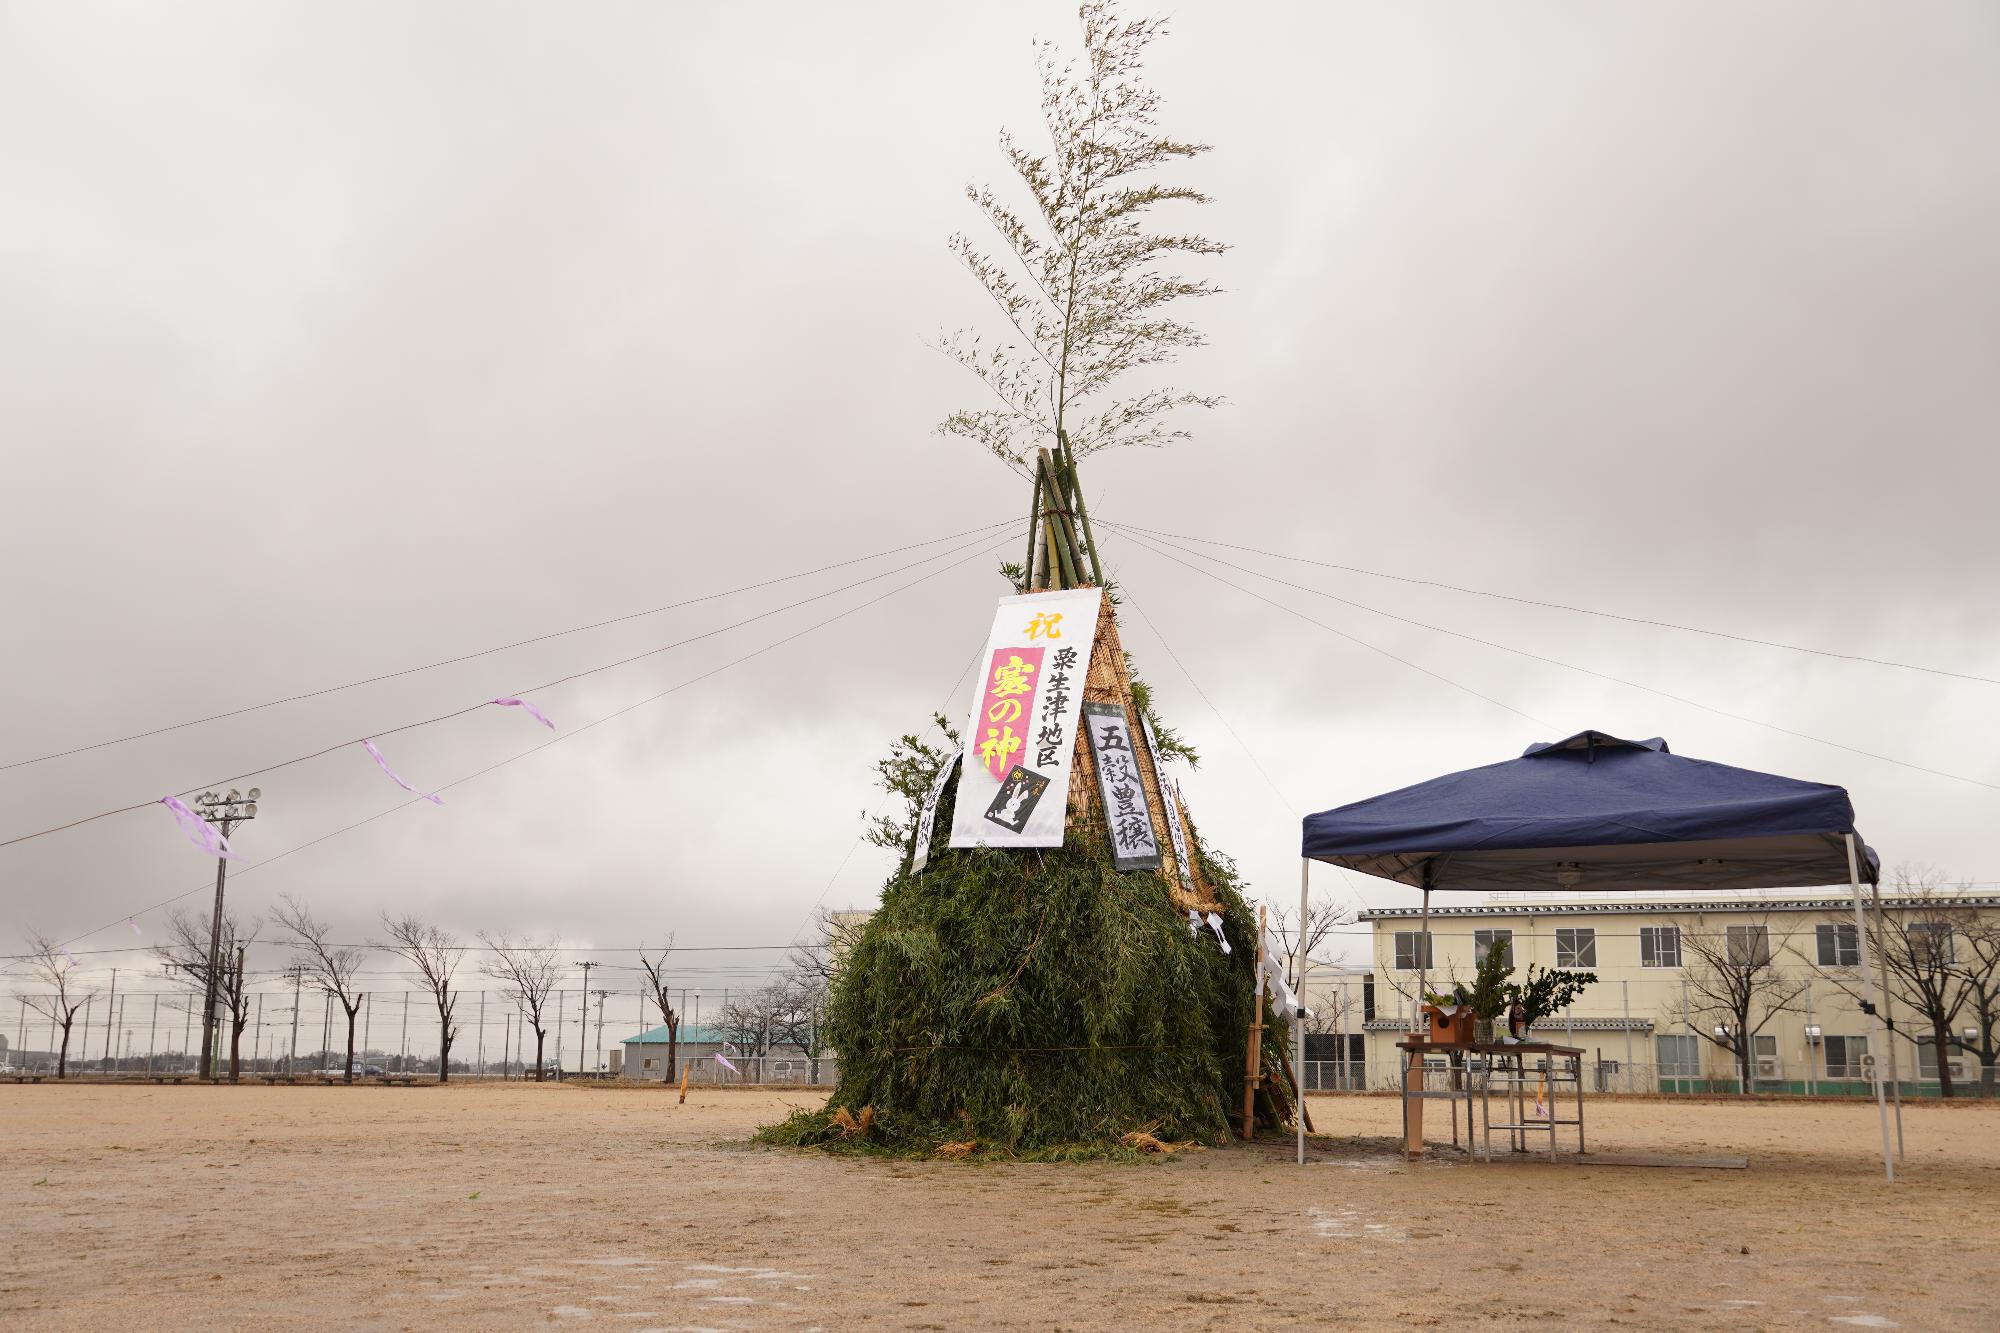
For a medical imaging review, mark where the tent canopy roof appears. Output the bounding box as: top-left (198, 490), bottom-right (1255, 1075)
top-left (1302, 730), bottom-right (1876, 893)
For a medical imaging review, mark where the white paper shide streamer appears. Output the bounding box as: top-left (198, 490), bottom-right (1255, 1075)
top-left (909, 747), bottom-right (962, 875)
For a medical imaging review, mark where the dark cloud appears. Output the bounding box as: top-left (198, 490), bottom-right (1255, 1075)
top-left (3, 2), bottom-right (1995, 1010)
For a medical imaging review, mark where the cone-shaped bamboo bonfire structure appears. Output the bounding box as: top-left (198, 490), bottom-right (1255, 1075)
top-left (763, 449), bottom-right (1290, 1156)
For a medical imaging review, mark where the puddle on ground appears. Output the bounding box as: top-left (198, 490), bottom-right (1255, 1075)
top-left (1305, 1205), bottom-right (1407, 1242)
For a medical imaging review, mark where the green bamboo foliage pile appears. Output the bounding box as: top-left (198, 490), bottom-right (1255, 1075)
top-left (759, 775), bottom-right (1277, 1157)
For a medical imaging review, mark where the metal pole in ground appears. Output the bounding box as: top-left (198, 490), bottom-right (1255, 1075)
top-left (1845, 834), bottom-right (1895, 1183)
top-left (253, 993), bottom-right (263, 1073)
top-left (477, 990), bottom-right (486, 1080)
top-left (148, 994), bottom-right (158, 1075)
top-left (555, 989), bottom-right (565, 1076)
top-left (1868, 876), bottom-right (1905, 1158)
top-left (1621, 981), bottom-right (1633, 1092)
top-left (288, 967), bottom-right (301, 1077)
top-left (362, 992), bottom-right (372, 1066)
top-left (1804, 978), bottom-right (1817, 1097)
top-left (1297, 858), bottom-right (1309, 1166)
top-left (102, 969), bottom-right (118, 1072)
top-left (399, 992), bottom-right (409, 1073)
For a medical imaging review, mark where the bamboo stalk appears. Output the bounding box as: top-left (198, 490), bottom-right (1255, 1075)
top-left (1058, 434), bottom-right (1105, 586)
top-left (1021, 457), bottom-right (1044, 593)
top-left (1277, 1034), bottom-right (1315, 1134)
top-left (1036, 448), bottom-right (1081, 589)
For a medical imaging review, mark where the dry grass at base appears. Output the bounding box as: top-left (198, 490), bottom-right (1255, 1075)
top-left (3, 1082), bottom-right (1996, 1331)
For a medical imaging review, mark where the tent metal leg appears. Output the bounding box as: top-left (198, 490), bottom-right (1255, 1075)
top-left (1868, 876), bottom-right (1905, 1159)
top-left (1297, 858), bottom-right (1309, 1167)
top-left (1845, 833), bottom-right (1895, 1184)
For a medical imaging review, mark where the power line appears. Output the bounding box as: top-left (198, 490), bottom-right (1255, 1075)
top-left (1107, 529), bottom-right (1551, 727)
top-left (1114, 525), bottom-right (2000, 793)
top-left (1100, 518), bottom-right (2000, 688)
top-left (1118, 582), bottom-right (1376, 913)
top-left (2, 535), bottom-right (1014, 964)
top-left (1, 517), bottom-right (1019, 775)
top-left (0, 527), bottom-right (1013, 853)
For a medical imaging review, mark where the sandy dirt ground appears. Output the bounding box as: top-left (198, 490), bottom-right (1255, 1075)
top-left (2, 1083), bottom-right (1995, 1331)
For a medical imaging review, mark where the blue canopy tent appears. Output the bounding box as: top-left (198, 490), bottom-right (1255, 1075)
top-left (1298, 730), bottom-right (1898, 1180)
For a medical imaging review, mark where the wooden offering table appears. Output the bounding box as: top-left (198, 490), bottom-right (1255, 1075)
top-left (1397, 1039), bottom-right (1586, 1163)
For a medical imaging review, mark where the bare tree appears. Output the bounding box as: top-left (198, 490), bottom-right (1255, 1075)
top-left (1263, 898), bottom-right (1356, 990)
top-left (482, 932), bottom-right (560, 1081)
top-left (716, 986), bottom-right (785, 1058)
top-left (637, 937), bottom-right (681, 1083)
top-left (776, 912), bottom-right (862, 1083)
top-left (1679, 913), bottom-right (1808, 1094)
top-left (1804, 868), bottom-right (1974, 1097)
top-left (13, 933), bottom-right (95, 1078)
top-left (378, 914), bottom-right (463, 1083)
top-left (272, 894), bottom-right (366, 1082)
top-left (937, 0), bottom-right (1225, 474)
top-left (154, 908), bottom-right (259, 1082)
top-left (1952, 912), bottom-right (2000, 1098)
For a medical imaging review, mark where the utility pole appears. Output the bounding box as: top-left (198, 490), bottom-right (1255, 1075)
top-left (572, 956), bottom-right (592, 1072)
top-left (400, 992), bottom-right (410, 1073)
top-left (195, 784), bottom-right (262, 1072)
top-left (148, 994), bottom-right (158, 1076)
top-left (286, 964), bottom-right (303, 1078)
top-left (102, 969), bottom-right (118, 1072)
top-left (592, 990), bottom-right (608, 1076)
top-left (477, 989), bottom-right (486, 1080)
top-left (573, 962), bottom-right (600, 1073)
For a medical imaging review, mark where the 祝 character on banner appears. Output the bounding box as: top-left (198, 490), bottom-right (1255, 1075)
top-left (949, 589), bottom-right (1103, 850)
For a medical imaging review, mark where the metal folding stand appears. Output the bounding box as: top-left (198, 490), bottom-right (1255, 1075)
top-left (1480, 1047), bottom-right (1584, 1163)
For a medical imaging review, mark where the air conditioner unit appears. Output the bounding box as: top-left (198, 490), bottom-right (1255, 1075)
top-left (1755, 1057), bottom-right (1780, 1080)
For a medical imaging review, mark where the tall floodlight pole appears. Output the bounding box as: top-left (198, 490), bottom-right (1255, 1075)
top-left (193, 788), bottom-right (260, 1080)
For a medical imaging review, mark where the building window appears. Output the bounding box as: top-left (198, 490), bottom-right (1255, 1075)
top-left (1639, 926), bottom-right (1681, 968)
top-left (1917, 1037), bottom-right (1960, 1081)
top-left (1555, 928), bottom-right (1596, 968)
top-left (1823, 1035), bottom-right (1867, 1079)
top-left (1726, 924), bottom-right (1771, 967)
top-left (642, 1057), bottom-right (657, 1071)
top-left (1656, 1033), bottom-right (1701, 1078)
top-left (1816, 923), bottom-right (1860, 967)
top-left (1910, 924), bottom-right (1955, 967)
top-left (1473, 929), bottom-right (1513, 966)
top-left (1362, 977), bottom-right (1376, 1021)
top-left (1393, 931), bottom-right (1433, 971)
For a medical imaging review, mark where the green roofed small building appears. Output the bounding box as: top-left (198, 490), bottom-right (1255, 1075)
top-left (617, 1024), bottom-right (813, 1083)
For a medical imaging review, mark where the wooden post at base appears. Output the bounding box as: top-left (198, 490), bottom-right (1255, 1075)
top-left (678, 1063), bottom-right (690, 1105)
top-left (1404, 1047), bottom-right (1426, 1158)
top-left (1242, 905), bottom-right (1267, 1141)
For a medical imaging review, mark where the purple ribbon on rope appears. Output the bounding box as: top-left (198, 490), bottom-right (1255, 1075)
top-left (716, 1041), bottom-right (740, 1074)
top-left (160, 795), bottom-right (239, 860)
top-left (362, 740), bottom-right (443, 805)
top-left (128, 918), bottom-right (143, 937)
top-left (490, 697), bottom-right (555, 730)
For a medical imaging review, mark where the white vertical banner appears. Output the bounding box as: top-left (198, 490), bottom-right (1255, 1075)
top-left (909, 746), bottom-right (962, 874)
top-left (1143, 716), bottom-right (1198, 896)
top-left (1083, 702), bottom-right (1163, 871)
top-left (948, 588), bottom-right (1103, 849)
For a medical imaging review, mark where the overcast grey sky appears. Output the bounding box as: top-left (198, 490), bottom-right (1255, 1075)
top-left (4, 2), bottom-right (1997, 1007)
